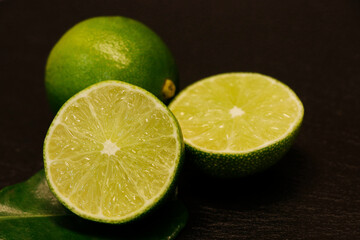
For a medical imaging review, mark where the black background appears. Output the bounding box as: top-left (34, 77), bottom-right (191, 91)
top-left (1, 0), bottom-right (360, 239)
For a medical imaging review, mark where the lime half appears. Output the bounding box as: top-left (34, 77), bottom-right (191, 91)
top-left (169, 73), bottom-right (304, 177)
top-left (44, 80), bottom-right (183, 223)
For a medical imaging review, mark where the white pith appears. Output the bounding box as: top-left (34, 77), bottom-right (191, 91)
top-left (229, 106), bottom-right (245, 118)
top-left (101, 139), bottom-right (120, 156)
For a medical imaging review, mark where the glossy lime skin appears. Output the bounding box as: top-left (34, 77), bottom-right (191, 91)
top-left (45, 16), bottom-right (178, 112)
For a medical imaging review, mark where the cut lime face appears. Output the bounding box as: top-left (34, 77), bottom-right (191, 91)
top-left (43, 81), bottom-right (183, 223)
top-left (169, 73), bottom-right (304, 177)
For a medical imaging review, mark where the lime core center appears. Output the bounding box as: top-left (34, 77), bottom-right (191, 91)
top-left (101, 139), bottom-right (120, 156)
top-left (229, 106), bottom-right (245, 118)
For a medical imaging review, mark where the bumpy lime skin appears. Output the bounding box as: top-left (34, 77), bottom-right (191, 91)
top-left (186, 121), bottom-right (303, 178)
top-left (45, 16), bottom-right (178, 112)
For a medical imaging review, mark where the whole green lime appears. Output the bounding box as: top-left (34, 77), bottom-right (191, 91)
top-left (45, 16), bottom-right (178, 112)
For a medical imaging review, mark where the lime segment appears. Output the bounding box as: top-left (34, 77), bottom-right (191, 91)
top-left (44, 80), bottom-right (183, 223)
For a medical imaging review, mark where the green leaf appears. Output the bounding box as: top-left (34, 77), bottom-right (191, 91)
top-left (0, 170), bottom-right (188, 240)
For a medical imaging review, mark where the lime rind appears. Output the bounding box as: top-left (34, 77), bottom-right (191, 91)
top-left (186, 120), bottom-right (302, 178)
top-left (44, 80), bottom-right (184, 223)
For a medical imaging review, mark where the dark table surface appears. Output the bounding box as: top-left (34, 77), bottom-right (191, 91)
top-left (1, 0), bottom-right (360, 239)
